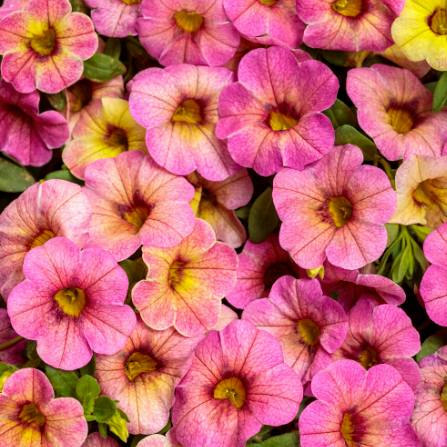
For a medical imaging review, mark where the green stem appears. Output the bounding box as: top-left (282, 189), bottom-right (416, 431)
top-left (378, 157), bottom-right (395, 189)
top-left (0, 336), bottom-right (23, 352)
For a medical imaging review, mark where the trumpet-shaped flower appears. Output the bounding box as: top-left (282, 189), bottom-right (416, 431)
top-left (95, 315), bottom-right (202, 435)
top-left (0, 180), bottom-right (91, 300)
top-left (347, 65), bottom-right (447, 161)
top-left (82, 433), bottom-right (119, 447)
top-left (216, 46), bottom-right (338, 176)
top-left (82, 150), bottom-right (196, 262)
top-left (0, 309), bottom-right (25, 365)
top-left (171, 320), bottom-right (303, 447)
top-left (63, 98), bottom-right (147, 179)
top-left (129, 64), bottom-right (239, 181)
top-left (7, 237), bottom-right (136, 370)
top-left (187, 169), bottom-right (253, 248)
top-left (299, 360), bottom-right (421, 447)
top-left (0, 0), bottom-right (98, 93)
top-left (137, 0), bottom-right (240, 67)
top-left (0, 368), bottom-right (87, 447)
top-left (132, 218), bottom-right (238, 337)
top-left (273, 144), bottom-right (396, 270)
top-left (243, 276), bottom-right (347, 386)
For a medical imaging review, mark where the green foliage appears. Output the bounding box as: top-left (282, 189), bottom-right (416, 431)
top-left (104, 38), bottom-right (122, 60)
top-left (45, 91), bottom-right (67, 111)
top-left (334, 125), bottom-right (377, 161)
top-left (93, 395), bottom-right (117, 423)
top-left (45, 169), bottom-right (83, 185)
top-left (0, 157), bottom-right (35, 193)
top-left (248, 187), bottom-right (280, 243)
top-left (45, 365), bottom-right (79, 398)
top-left (83, 53), bottom-right (126, 83)
top-left (321, 50), bottom-right (347, 66)
top-left (249, 432), bottom-right (300, 446)
top-left (323, 99), bottom-right (357, 129)
top-left (416, 334), bottom-right (447, 363)
top-left (80, 355), bottom-right (96, 377)
top-left (433, 72), bottom-right (447, 112)
top-left (70, 0), bottom-right (89, 13)
top-left (76, 375), bottom-right (100, 402)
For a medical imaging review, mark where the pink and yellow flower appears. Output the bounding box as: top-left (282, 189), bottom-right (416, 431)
top-left (0, 179), bottom-right (92, 300)
top-left (137, 0), bottom-right (240, 67)
top-left (216, 46), bottom-right (339, 176)
top-left (0, 309), bottom-right (25, 365)
top-left (0, 368), bottom-right (87, 447)
top-left (297, 0), bottom-right (405, 52)
top-left (7, 237), bottom-right (136, 370)
top-left (82, 433), bottom-right (119, 447)
top-left (129, 64), bottom-right (239, 181)
top-left (347, 65), bottom-right (447, 161)
top-left (187, 169), bottom-right (253, 248)
top-left (82, 150), bottom-right (196, 262)
top-left (0, 0), bottom-right (98, 93)
top-left (132, 218), bottom-right (238, 337)
top-left (63, 98), bottom-right (147, 179)
top-left (226, 233), bottom-right (301, 309)
top-left (95, 315), bottom-right (202, 435)
top-left (0, 78), bottom-right (69, 166)
top-left (171, 320), bottom-right (303, 447)
top-left (299, 360), bottom-right (420, 447)
top-left (243, 276), bottom-right (347, 386)
top-left (273, 144), bottom-right (396, 270)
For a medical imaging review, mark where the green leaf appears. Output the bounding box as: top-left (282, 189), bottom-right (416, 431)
top-left (385, 224), bottom-right (400, 248)
top-left (79, 354), bottom-right (96, 377)
top-left (45, 91), bottom-right (67, 111)
top-left (45, 365), bottom-right (79, 398)
top-left (0, 157), bottom-right (35, 192)
top-left (98, 422), bottom-right (108, 439)
top-left (24, 340), bottom-right (41, 367)
top-left (362, 55), bottom-right (397, 68)
top-left (433, 71), bottom-right (447, 112)
top-left (70, 0), bottom-right (89, 13)
top-left (76, 375), bottom-right (100, 402)
top-left (248, 187), bottom-right (280, 243)
top-left (82, 392), bottom-right (96, 415)
top-left (391, 242), bottom-right (412, 284)
top-left (131, 435), bottom-right (147, 447)
top-left (258, 432), bottom-right (299, 446)
top-left (104, 38), bottom-right (121, 60)
top-left (45, 170), bottom-right (83, 185)
top-left (334, 125), bottom-right (377, 161)
top-left (157, 419), bottom-right (171, 434)
top-left (117, 408), bottom-right (130, 423)
top-left (93, 396), bottom-right (117, 423)
top-left (425, 82), bottom-right (438, 94)
top-left (323, 99), bottom-right (357, 129)
top-left (410, 225), bottom-right (434, 243)
top-left (83, 53), bottom-right (126, 83)
top-left (416, 334), bottom-right (447, 363)
top-left (321, 50), bottom-right (347, 66)
top-left (410, 238), bottom-right (430, 273)
top-left (0, 362), bottom-right (18, 375)
top-left (235, 204), bottom-right (251, 219)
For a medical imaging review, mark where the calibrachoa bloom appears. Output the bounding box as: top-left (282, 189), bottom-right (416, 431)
top-left (419, 344), bottom-right (447, 368)
top-left (132, 218), bottom-right (238, 337)
top-left (0, 368), bottom-right (87, 447)
top-left (392, 0), bottom-right (447, 71)
top-left (223, 0), bottom-right (304, 49)
top-left (171, 320), bottom-right (303, 447)
top-left (273, 144), bottom-right (396, 270)
top-left (129, 64), bottom-right (239, 181)
top-left (187, 169), bottom-right (253, 248)
top-left (390, 155), bottom-right (447, 228)
top-left (85, 0), bottom-right (142, 38)
top-left (243, 276), bottom-right (347, 386)
top-left (347, 65), bottom-right (447, 161)
top-left (0, 78), bottom-right (69, 166)
top-left (7, 237), bottom-right (136, 370)
top-left (299, 360), bottom-right (420, 447)
top-left (0, 0), bottom-right (98, 94)
top-left (0, 0), bottom-right (28, 21)
top-left (137, 0), bottom-right (240, 67)
top-left (82, 433), bottom-right (120, 447)
top-left (210, 304), bottom-right (238, 332)
top-left (63, 98), bottom-right (147, 179)
top-left (83, 150), bottom-right (196, 262)
top-left (296, 0), bottom-right (404, 52)
top-left (0, 180), bottom-right (91, 300)
top-left (332, 298), bottom-right (421, 390)
top-left (135, 435), bottom-right (171, 447)
top-left (217, 46), bottom-right (338, 176)
top-left (0, 309), bottom-right (26, 365)
top-left (95, 315), bottom-right (202, 435)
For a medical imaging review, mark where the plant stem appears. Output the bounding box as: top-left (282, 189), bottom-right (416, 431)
top-left (0, 336), bottom-right (23, 352)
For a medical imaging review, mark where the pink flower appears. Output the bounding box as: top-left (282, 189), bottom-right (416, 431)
top-left (137, 0), bottom-right (240, 67)
top-left (81, 433), bottom-right (119, 447)
top-left (129, 64), bottom-right (240, 181)
top-left (0, 180), bottom-right (92, 300)
top-left (132, 218), bottom-right (238, 337)
top-left (135, 435), bottom-right (172, 447)
top-left (0, 78), bottom-right (69, 166)
top-left (0, 0), bottom-right (29, 21)
top-left (226, 233), bottom-right (301, 309)
top-left (223, 0), bottom-right (304, 49)
top-left (243, 276), bottom-right (347, 386)
top-left (216, 46), bottom-right (338, 176)
top-left (297, 0), bottom-right (405, 52)
top-left (95, 315), bottom-right (202, 435)
top-left (0, 0), bottom-right (98, 93)
top-left (299, 360), bottom-right (420, 447)
top-left (7, 237), bottom-right (136, 370)
top-left (419, 345), bottom-right (447, 368)
top-left (210, 304), bottom-right (238, 332)
top-left (187, 169), bottom-right (253, 248)
top-left (82, 151), bottom-right (196, 262)
top-left (85, 0), bottom-right (142, 38)
top-left (273, 144), bottom-right (396, 269)
top-left (171, 320), bottom-right (303, 447)
top-left (347, 65), bottom-right (447, 161)
top-left (0, 368), bottom-right (87, 447)
top-left (0, 309), bottom-right (25, 365)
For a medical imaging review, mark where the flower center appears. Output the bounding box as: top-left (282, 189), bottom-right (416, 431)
top-left (54, 287), bottom-right (86, 317)
top-left (358, 346), bottom-right (378, 370)
top-left (214, 377), bottom-right (246, 409)
top-left (341, 413), bottom-right (355, 447)
top-left (106, 127), bottom-right (129, 151)
top-left (332, 0), bottom-right (363, 17)
top-left (264, 262), bottom-right (295, 289)
top-left (269, 110), bottom-right (298, 131)
top-left (430, 8), bottom-right (447, 35)
top-left (413, 178), bottom-right (447, 213)
top-left (30, 28), bottom-right (56, 56)
top-left (68, 80), bottom-right (93, 113)
top-left (172, 99), bottom-right (202, 124)
top-left (259, 0), bottom-right (276, 6)
top-left (125, 352), bottom-right (157, 381)
top-left (118, 191), bottom-right (152, 230)
top-left (328, 196), bottom-right (353, 228)
top-left (19, 403), bottom-right (46, 427)
top-left (387, 107), bottom-right (414, 134)
top-left (168, 260), bottom-right (194, 292)
top-left (30, 230), bottom-right (54, 249)
top-left (173, 11), bottom-right (204, 33)
top-left (441, 383), bottom-right (447, 411)
top-left (121, 0), bottom-right (142, 4)
top-left (297, 319), bottom-right (321, 347)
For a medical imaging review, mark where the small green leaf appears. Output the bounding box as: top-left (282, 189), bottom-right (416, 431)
top-left (98, 422), bottom-right (108, 438)
top-left (425, 82), bottom-right (438, 94)
top-left (0, 157), bottom-right (35, 193)
top-left (377, 234), bottom-right (402, 276)
top-left (93, 396), bottom-right (117, 423)
top-left (82, 392), bottom-right (96, 415)
top-left (235, 204), bottom-right (251, 219)
top-left (248, 187), bottom-right (280, 243)
top-left (321, 50), bottom-right (347, 66)
top-left (323, 99), bottom-right (357, 129)
top-left (45, 91), bottom-right (67, 111)
top-left (385, 224), bottom-right (400, 248)
top-left (259, 432), bottom-right (299, 446)
top-left (117, 408), bottom-right (130, 423)
top-left (391, 243), bottom-right (412, 284)
top-left (24, 340), bottom-right (41, 367)
top-left (45, 365), bottom-right (79, 398)
top-left (76, 375), bottom-right (100, 402)
top-left (70, 0), bottom-right (89, 13)
top-left (0, 362), bottom-right (18, 376)
top-left (79, 354), bottom-right (96, 377)
top-left (83, 53), bottom-right (126, 83)
top-left (45, 169), bottom-right (83, 185)
top-left (410, 225), bottom-right (434, 243)
top-left (410, 238), bottom-right (430, 273)
top-left (106, 408), bottom-right (129, 442)
top-left (433, 72), bottom-right (447, 112)
top-left (334, 125), bottom-right (377, 161)
top-left (85, 414), bottom-right (96, 422)
top-left (416, 334), bottom-right (447, 363)
top-left (104, 38), bottom-right (121, 60)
